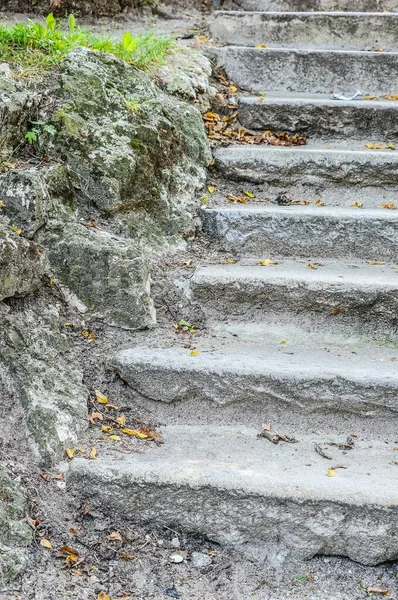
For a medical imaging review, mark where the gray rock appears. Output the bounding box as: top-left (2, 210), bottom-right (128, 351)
top-left (41, 223), bottom-right (156, 330)
top-left (0, 69), bottom-right (38, 154)
top-left (0, 220), bottom-right (46, 301)
top-left (0, 467), bottom-right (32, 582)
top-left (233, 0), bottom-right (398, 10)
top-left (0, 303), bottom-right (88, 466)
top-left (191, 552), bottom-right (212, 568)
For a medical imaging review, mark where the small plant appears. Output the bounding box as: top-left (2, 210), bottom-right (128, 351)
top-left (25, 120), bottom-right (56, 149)
top-left (0, 14), bottom-right (174, 74)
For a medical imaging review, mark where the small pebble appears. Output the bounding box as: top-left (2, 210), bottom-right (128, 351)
top-left (170, 537), bottom-right (180, 549)
top-left (169, 552), bottom-right (184, 564)
top-left (191, 551), bottom-right (212, 568)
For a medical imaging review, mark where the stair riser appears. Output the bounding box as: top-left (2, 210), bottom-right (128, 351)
top-left (233, 0), bottom-right (398, 11)
top-left (238, 98), bottom-right (398, 139)
top-left (201, 208), bottom-right (398, 262)
top-left (220, 47), bottom-right (398, 94)
top-left (68, 459), bottom-right (398, 566)
top-left (191, 273), bottom-right (398, 339)
top-left (215, 148), bottom-right (398, 205)
top-left (212, 13), bottom-right (398, 50)
top-left (113, 357), bottom-right (398, 417)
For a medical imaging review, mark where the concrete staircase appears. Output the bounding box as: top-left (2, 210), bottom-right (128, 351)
top-left (68, 0), bottom-right (398, 567)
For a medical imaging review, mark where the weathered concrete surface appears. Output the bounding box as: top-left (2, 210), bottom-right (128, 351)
top-left (219, 46), bottom-right (398, 94)
top-left (238, 95), bottom-right (398, 139)
top-left (112, 346), bottom-right (398, 416)
top-left (0, 468), bottom-right (32, 582)
top-left (201, 205), bottom-right (398, 261)
top-left (214, 145), bottom-right (398, 204)
top-left (0, 221), bottom-right (46, 301)
top-left (231, 0), bottom-right (398, 11)
top-left (211, 11), bottom-right (398, 50)
top-left (42, 224), bottom-right (156, 330)
top-left (0, 67), bottom-right (38, 154)
top-left (67, 425), bottom-right (398, 565)
top-left (191, 262), bottom-right (398, 339)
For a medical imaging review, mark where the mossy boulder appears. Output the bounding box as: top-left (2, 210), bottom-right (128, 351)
top-left (42, 223), bottom-right (156, 329)
top-left (0, 468), bottom-right (32, 582)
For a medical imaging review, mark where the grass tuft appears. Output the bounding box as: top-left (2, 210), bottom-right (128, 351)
top-left (0, 14), bottom-right (174, 75)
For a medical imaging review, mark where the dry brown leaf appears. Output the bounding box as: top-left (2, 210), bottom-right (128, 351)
top-left (384, 94), bottom-right (398, 101)
top-left (89, 412), bottom-right (103, 424)
top-left (59, 546), bottom-right (79, 556)
top-left (226, 194), bottom-right (248, 204)
top-left (307, 263), bottom-right (318, 269)
top-left (107, 531), bottom-right (123, 543)
top-left (98, 593), bottom-right (111, 600)
top-left (367, 260), bottom-right (385, 265)
top-left (117, 414), bottom-right (126, 427)
top-left (365, 588), bottom-right (390, 596)
top-left (380, 202), bottom-right (396, 209)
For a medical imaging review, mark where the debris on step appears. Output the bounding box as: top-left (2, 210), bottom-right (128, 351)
top-left (257, 423), bottom-right (298, 444)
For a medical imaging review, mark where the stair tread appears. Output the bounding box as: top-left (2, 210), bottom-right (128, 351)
top-left (202, 204), bottom-right (398, 219)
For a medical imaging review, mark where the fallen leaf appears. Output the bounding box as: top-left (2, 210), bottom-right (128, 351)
top-left (190, 349), bottom-right (199, 356)
top-left (65, 554), bottom-right (78, 566)
top-left (98, 593), bottom-right (111, 600)
top-left (307, 263), bottom-right (318, 269)
top-left (380, 202), bottom-right (396, 209)
top-left (59, 546), bottom-right (79, 556)
top-left (11, 225), bottom-right (22, 234)
top-left (367, 260), bottom-right (385, 265)
top-left (117, 414), bottom-right (126, 427)
top-left (258, 258), bottom-right (279, 266)
top-left (384, 94), bottom-right (398, 101)
top-left (351, 201), bottom-right (363, 208)
top-left (387, 141), bottom-right (396, 150)
top-left (121, 552), bottom-right (135, 560)
top-left (107, 531), bottom-right (123, 543)
top-left (365, 142), bottom-right (385, 150)
top-left (109, 435), bottom-right (121, 442)
top-left (331, 306), bottom-right (342, 316)
top-left (226, 258), bottom-right (235, 264)
top-left (229, 84), bottom-right (238, 93)
top-left (65, 448), bottom-right (75, 460)
top-left (314, 199), bottom-right (325, 206)
top-left (365, 588), bottom-right (390, 596)
top-left (89, 412), bottom-right (103, 424)
top-left (327, 467), bottom-right (336, 477)
top-left (255, 43), bottom-right (267, 48)
top-left (207, 185), bottom-right (215, 194)
top-left (89, 446), bottom-right (97, 460)
top-left (364, 94), bottom-right (380, 100)
top-left (81, 330), bottom-right (89, 338)
top-left (280, 340), bottom-right (287, 345)
top-left (95, 390), bottom-right (109, 405)
top-left (122, 428), bottom-right (149, 439)
top-left (102, 425), bottom-right (112, 433)
top-left (243, 190), bottom-right (255, 198)
top-left (40, 538), bottom-right (52, 549)
top-left (49, 278), bottom-right (55, 288)
top-left (226, 193), bottom-right (248, 204)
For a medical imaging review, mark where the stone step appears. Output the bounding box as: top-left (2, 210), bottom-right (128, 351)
top-left (191, 261), bottom-right (398, 339)
top-left (238, 95), bottom-right (398, 139)
top-left (200, 205), bottom-right (398, 261)
top-left (112, 345), bottom-right (398, 417)
top-left (67, 425), bottom-right (398, 565)
top-left (211, 11), bottom-right (398, 50)
top-left (231, 0), bottom-right (398, 11)
top-left (219, 47), bottom-right (398, 94)
top-left (214, 145), bottom-right (398, 205)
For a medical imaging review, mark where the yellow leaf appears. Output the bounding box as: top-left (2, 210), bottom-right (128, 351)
top-left (384, 94), bottom-right (398, 101)
top-left (88, 332), bottom-right (96, 342)
top-left (258, 93), bottom-right (266, 102)
top-left (49, 278), bottom-right (55, 288)
top-left (314, 199), bottom-right (325, 206)
top-left (109, 435), bottom-right (121, 442)
top-left (374, 47), bottom-right (384, 52)
top-left (65, 554), bottom-right (78, 565)
top-left (102, 425), bottom-right (112, 433)
top-left (367, 260), bottom-right (385, 265)
top-left (40, 538), bottom-right (52, 549)
top-left (365, 142), bottom-right (385, 150)
top-left (387, 141), bottom-right (396, 150)
top-left (81, 330), bottom-right (89, 338)
top-left (122, 428), bottom-right (149, 439)
top-left (89, 447), bottom-right (97, 460)
top-left (364, 94), bottom-right (379, 100)
top-left (197, 34), bottom-right (209, 42)
top-left (229, 85), bottom-right (238, 93)
top-left (95, 390), bottom-right (109, 405)
top-left (207, 185), bottom-right (215, 194)
top-left (117, 414), bottom-right (126, 427)
top-left (380, 202), bottom-right (396, 209)
top-left (327, 468), bottom-right (336, 477)
top-left (0, 200), bottom-right (4, 208)
top-left (190, 349), bottom-right (199, 356)
top-left (258, 258), bottom-right (278, 267)
top-left (65, 448), bottom-right (75, 460)
top-left (307, 263), bottom-right (318, 270)
top-left (280, 340), bottom-right (287, 345)
top-left (243, 190), bottom-right (255, 198)
top-left (255, 43), bottom-right (267, 48)
top-left (11, 225), bottom-right (22, 235)
top-left (226, 259), bottom-right (235, 264)
top-left (98, 593), bottom-right (111, 600)
top-left (351, 201), bottom-right (363, 208)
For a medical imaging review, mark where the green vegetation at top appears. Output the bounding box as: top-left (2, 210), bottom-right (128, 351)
top-left (0, 13), bottom-right (173, 74)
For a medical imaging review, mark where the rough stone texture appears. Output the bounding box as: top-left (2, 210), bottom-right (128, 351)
top-left (191, 262), bottom-right (398, 340)
top-left (155, 48), bottom-right (214, 112)
top-left (67, 425), bottom-right (398, 566)
top-left (112, 346), bottom-right (398, 416)
top-left (214, 145), bottom-right (398, 205)
top-left (0, 220), bottom-right (46, 301)
top-left (0, 66), bottom-right (38, 155)
top-left (0, 303), bottom-right (88, 466)
top-left (0, 166), bottom-right (74, 234)
top-left (52, 48), bottom-right (210, 242)
top-left (211, 11), bottom-right (398, 50)
top-left (231, 0), bottom-right (398, 10)
top-left (41, 224), bottom-right (156, 330)
top-left (201, 205), bottom-right (398, 261)
top-left (0, 0), bottom-right (155, 17)
top-left (219, 46), bottom-right (398, 94)
top-left (0, 468), bottom-right (32, 582)
top-left (238, 95), bottom-right (398, 140)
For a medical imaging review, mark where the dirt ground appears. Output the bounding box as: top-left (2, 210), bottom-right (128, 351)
top-left (1, 3), bottom-right (398, 599)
